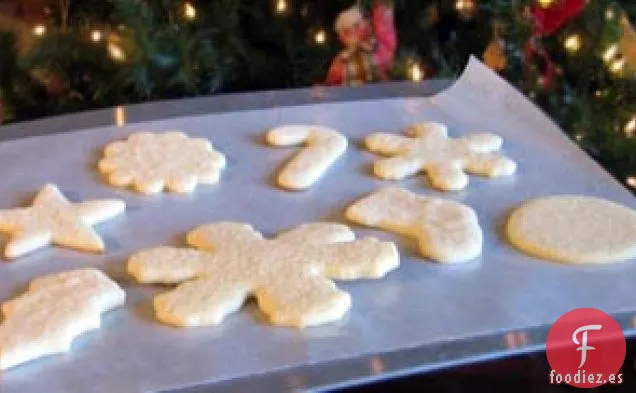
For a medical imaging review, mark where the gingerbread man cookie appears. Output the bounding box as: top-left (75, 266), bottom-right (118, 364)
top-left (128, 222), bottom-right (398, 328)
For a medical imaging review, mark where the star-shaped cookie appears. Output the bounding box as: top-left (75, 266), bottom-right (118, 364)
top-left (0, 184), bottom-right (125, 259)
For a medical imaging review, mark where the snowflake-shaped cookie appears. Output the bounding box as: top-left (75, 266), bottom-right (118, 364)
top-left (128, 222), bottom-right (399, 328)
top-left (0, 269), bottom-right (125, 370)
top-left (365, 122), bottom-right (516, 191)
top-left (0, 184), bottom-right (125, 259)
top-left (98, 131), bottom-right (226, 194)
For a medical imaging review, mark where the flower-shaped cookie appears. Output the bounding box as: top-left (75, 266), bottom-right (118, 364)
top-left (98, 132), bottom-right (226, 194)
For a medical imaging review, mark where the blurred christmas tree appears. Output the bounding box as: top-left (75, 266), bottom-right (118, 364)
top-left (0, 0), bottom-right (636, 189)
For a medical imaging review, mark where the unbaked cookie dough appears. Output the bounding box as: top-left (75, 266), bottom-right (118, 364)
top-left (266, 125), bottom-right (347, 190)
top-left (507, 195), bottom-right (636, 264)
top-left (0, 269), bottom-right (125, 370)
top-left (128, 222), bottom-right (399, 328)
top-left (98, 131), bottom-right (226, 194)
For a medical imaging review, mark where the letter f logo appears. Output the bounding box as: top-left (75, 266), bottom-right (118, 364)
top-left (573, 324), bottom-right (602, 368)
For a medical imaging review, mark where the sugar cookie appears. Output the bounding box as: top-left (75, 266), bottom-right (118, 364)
top-left (346, 187), bottom-right (482, 263)
top-left (266, 125), bottom-right (347, 190)
top-left (364, 122), bottom-right (516, 191)
top-left (507, 195), bottom-right (636, 264)
top-left (128, 222), bottom-right (398, 328)
top-left (0, 269), bottom-right (125, 370)
top-left (0, 184), bottom-right (125, 259)
top-left (98, 131), bottom-right (226, 194)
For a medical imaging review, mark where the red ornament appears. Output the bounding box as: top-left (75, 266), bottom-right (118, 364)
top-left (524, 38), bottom-right (556, 89)
top-left (532, 0), bottom-right (586, 36)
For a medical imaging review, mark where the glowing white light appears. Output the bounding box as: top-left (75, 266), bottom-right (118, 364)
top-left (33, 24), bottom-right (47, 37)
top-left (184, 2), bottom-right (196, 20)
top-left (91, 30), bottom-right (103, 42)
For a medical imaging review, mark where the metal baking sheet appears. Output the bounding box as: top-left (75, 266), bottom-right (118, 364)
top-left (1, 57), bottom-right (636, 393)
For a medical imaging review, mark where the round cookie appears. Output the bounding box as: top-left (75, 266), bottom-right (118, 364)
top-left (507, 195), bottom-right (636, 264)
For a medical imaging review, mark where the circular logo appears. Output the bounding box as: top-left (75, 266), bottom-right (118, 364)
top-left (546, 308), bottom-right (626, 388)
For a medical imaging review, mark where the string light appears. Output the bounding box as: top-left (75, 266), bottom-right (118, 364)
top-left (276, 0), bottom-right (288, 14)
top-left (91, 30), bottom-right (103, 43)
top-left (609, 57), bottom-right (626, 74)
top-left (625, 117), bottom-right (636, 138)
top-left (314, 29), bottom-right (326, 45)
top-left (108, 43), bottom-right (126, 62)
top-left (603, 44), bottom-right (619, 63)
top-left (564, 34), bottom-right (582, 53)
top-left (33, 24), bottom-right (47, 37)
top-left (455, 0), bottom-right (474, 12)
top-left (409, 62), bottom-right (424, 82)
top-left (606, 8), bottom-right (616, 20)
top-left (184, 2), bottom-right (196, 20)
top-left (537, 0), bottom-right (554, 9)
top-left (455, 0), bottom-right (476, 18)
top-left (115, 106), bottom-right (126, 127)
top-left (627, 177), bottom-right (636, 188)
top-left (574, 133), bottom-right (584, 142)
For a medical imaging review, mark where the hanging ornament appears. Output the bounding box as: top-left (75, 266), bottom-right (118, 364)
top-left (532, 0), bottom-right (585, 37)
top-left (524, 38), bottom-right (556, 90)
top-left (483, 23), bottom-right (507, 72)
top-left (619, 15), bottom-right (636, 73)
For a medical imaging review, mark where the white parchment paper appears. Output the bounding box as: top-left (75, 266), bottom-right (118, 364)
top-left (1, 58), bottom-right (635, 393)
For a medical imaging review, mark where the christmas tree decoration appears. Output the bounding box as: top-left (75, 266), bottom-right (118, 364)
top-left (563, 33), bottom-right (582, 53)
top-left (532, 0), bottom-right (585, 36)
top-left (325, 0), bottom-right (397, 86)
top-left (184, 2), bottom-right (197, 20)
top-left (275, 0), bottom-right (288, 15)
top-left (90, 30), bottom-right (103, 43)
top-left (455, 0), bottom-right (477, 20)
top-left (32, 24), bottom-right (46, 37)
top-left (483, 37), bottom-right (507, 72)
top-left (0, 0), bottom-right (635, 193)
top-left (408, 61), bottom-right (424, 81)
top-left (537, 0), bottom-right (556, 9)
top-left (314, 28), bottom-right (327, 45)
top-left (625, 116), bottom-right (636, 138)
